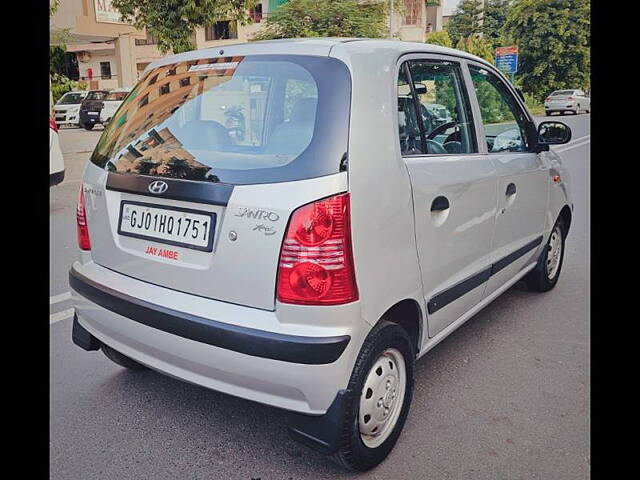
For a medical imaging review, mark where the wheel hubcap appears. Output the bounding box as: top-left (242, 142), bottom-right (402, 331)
top-left (358, 348), bottom-right (406, 448)
top-left (546, 226), bottom-right (562, 279)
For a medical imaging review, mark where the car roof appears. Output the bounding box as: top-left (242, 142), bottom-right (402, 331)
top-left (144, 38), bottom-right (493, 73)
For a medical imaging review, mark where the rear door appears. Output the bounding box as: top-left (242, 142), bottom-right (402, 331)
top-left (81, 55), bottom-right (352, 311)
top-left (466, 63), bottom-right (549, 297)
top-left (398, 55), bottom-right (498, 338)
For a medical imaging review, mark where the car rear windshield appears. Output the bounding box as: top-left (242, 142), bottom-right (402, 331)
top-left (551, 90), bottom-right (575, 96)
top-left (57, 93), bottom-right (86, 105)
top-left (87, 91), bottom-right (108, 100)
top-left (105, 91), bottom-right (130, 101)
top-left (90, 55), bottom-right (351, 185)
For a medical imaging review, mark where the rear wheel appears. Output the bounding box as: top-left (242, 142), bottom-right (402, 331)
top-left (333, 321), bottom-right (415, 472)
top-left (101, 344), bottom-right (147, 370)
top-left (83, 123), bottom-right (94, 131)
top-left (523, 219), bottom-right (566, 292)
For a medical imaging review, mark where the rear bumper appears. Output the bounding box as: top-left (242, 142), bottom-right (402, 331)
top-left (79, 111), bottom-right (101, 125)
top-left (544, 105), bottom-right (575, 112)
top-left (54, 112), bottom-right (79, 126)
top-left (69, 267), bottom-right (350, 365)
top-left (69, 261), bottom-right (367, 415)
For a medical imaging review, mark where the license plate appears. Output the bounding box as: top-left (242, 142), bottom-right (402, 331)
top-left (118, 201), bottom-right (216, 252)
top-left (88, 112), bottom-right (99, 116)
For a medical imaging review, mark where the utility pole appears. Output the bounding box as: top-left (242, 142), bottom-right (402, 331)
top-left (477, 0), bottom-right (485, 37)
top-left (389, 0), bottom-right (394, 39)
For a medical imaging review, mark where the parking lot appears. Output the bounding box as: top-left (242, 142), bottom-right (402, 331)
top-left (50, 115), bottom-right (590, 479)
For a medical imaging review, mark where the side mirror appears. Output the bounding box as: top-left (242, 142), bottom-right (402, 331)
top-left (414, 83), bottom-right (428, 95)
top-left (398, 83), bottom-right (427, 96)
top-left (537, 121), bottom-right (571, 148)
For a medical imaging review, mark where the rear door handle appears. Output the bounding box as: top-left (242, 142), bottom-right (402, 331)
top-left (431, 196), bottom-right (450, 212)
top-left (506, 183), bottom-right (516, 196)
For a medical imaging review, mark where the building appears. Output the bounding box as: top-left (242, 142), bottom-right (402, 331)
top-left (392, 0), bottom-right (444, 42)
top-left (50, 0), bottom-right (272, 90)
top-left (50, 1), bottom-right (446, 92)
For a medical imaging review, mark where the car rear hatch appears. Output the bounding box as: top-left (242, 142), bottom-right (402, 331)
top-left (81, 54), bottom-right (351, 311)
top-left (548, 91), bottom-right (575, 104)
top-left (82, 91), bottom-right (108, 115)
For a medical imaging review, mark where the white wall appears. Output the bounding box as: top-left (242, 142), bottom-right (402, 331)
top-left (76, 51), bottom-right (119, 81)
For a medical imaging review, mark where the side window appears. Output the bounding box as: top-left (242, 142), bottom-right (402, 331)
top-left (469, 65), bottom-right (532, 153)
top-left (398, 65), bottom-right (423, 155)
top-left (397, 60), bottom-right (476, 156)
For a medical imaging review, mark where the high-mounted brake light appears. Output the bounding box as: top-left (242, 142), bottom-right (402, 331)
top-left (277, 193), bottom-right (358, 305)
top-left (77, 186), bottom-right (91, 250)
top-left (49, 117), bottom-right (58, 132)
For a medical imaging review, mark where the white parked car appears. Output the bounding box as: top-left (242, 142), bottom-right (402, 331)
top-left (544, 89), bottom-right (590, 116)
top-left (99, 88), bottom-right (132, 124)
top-left (50, 118), bottom-right (64, 186)
top-left (70, 39), bottom-right (573, 471)
top-left (54, 91), bottom-right (87, 128)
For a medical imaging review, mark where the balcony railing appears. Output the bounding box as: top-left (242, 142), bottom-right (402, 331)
top-left (79, 74), bottom-right (118, 81)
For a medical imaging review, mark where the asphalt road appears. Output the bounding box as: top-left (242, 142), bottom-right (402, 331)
top-left (50, 114), bottom-right (590, 479)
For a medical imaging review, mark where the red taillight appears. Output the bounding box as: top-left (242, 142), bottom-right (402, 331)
top-left (567, 96), bottom-right (575, 100)
top-left (77, 186), bottom-right (91, 250)
top-left (545, 97), bottom-right (551, 102)
top-left (277, 193), bottom-right (358, 305)
top-left (49, 117), bottom-right (58, 132)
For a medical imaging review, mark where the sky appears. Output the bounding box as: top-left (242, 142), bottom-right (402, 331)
top-left (443, 0), bottom-right (461, 16)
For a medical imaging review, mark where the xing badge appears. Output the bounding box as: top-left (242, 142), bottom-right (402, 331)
top-left (253, 224), bottom-right (276, 236)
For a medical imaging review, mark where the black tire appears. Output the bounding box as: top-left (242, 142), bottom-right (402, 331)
top-left (83, 123), bottom-right (94, 131)
top-left (523, 218), bottom-right (566, 292)
top-left (333, 321), bottom-right (415, 472)
top-left (101, 344), bottom-right (147, 370)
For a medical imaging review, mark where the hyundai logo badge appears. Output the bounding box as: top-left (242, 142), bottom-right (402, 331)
top-left (148, 180), bottom-right (168, 194)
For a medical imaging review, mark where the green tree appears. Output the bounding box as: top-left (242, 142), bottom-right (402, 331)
top-left (251, 0), bottom-right (388, 41)
top-left (502, 0), bottom-right (590, 99)
top-left (446, 0), bottom-right (483, 45)
top-left (447, 0), bottom-right (512, 48)
top-left (50, 73), bottom-right (87, 104)
top-left (455, 34), bottom-right (494, 63)
top-left (111, 0), bottom-right (257, 54)
top-left (50, 0), bottom-right (59, 18)
top-left (482, 0), bottom-right (511, 46)
top-left (425, 30), bottom-right (452, 48)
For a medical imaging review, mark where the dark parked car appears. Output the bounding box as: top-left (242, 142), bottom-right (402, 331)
top-left (79, 90), bottom-right (109, 130)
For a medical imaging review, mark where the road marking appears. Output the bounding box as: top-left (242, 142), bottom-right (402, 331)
top-left (50, 308), bottom-right (75, 325)
top-left (553, 134), bottom-right (590, 153)
top-left (50, 291), bottom-right (71, 305)
top-left (555, 139), bottom-right (590, 153)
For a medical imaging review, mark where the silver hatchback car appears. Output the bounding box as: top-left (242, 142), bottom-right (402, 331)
top-left (70, 39), bottom-right (573, 471)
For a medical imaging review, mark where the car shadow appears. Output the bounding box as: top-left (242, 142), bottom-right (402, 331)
top-left (93, 282), bottom-right (538, 478)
